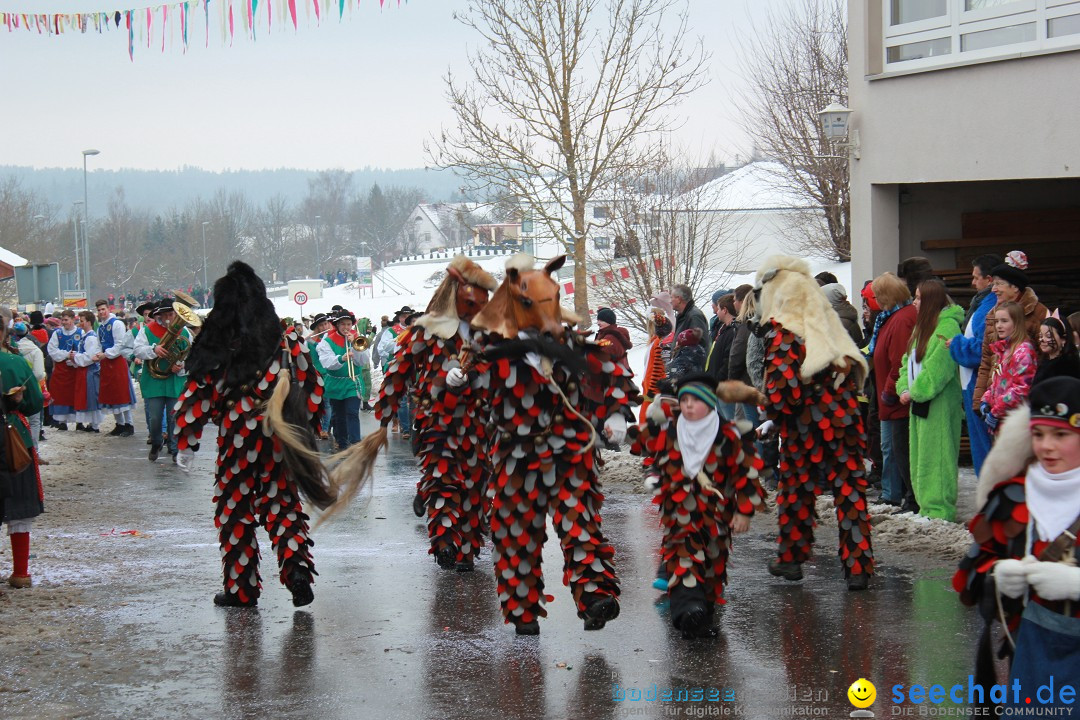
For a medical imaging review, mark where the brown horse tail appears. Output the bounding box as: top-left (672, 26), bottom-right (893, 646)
top-left (313, 426), bottom-right (388, 529)
top-left (263, 373), bottom-right (336, 510)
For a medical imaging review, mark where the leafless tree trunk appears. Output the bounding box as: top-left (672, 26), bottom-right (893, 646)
top-left (736, 0), bottom-right (850, 261)
top-left (587, 161), bottom-right (753, 333)
top-left (428, 0), bottom-right (708, 318)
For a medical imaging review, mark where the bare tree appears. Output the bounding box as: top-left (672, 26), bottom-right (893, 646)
top-left (429, 0), bottom-right (709, 317)
top-left (736, 0), bottom-right (849, 260)
top-left (301, 170), bottom-right (354, 275)
top-left (250, 194), bottom-right (298, 282)
top-left (587, 160), bottom-right (752, 333)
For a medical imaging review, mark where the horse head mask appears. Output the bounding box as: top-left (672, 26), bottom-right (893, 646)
top-left (472, 254), bottom-right (580, 340)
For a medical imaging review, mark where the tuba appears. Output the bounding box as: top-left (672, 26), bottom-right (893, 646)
top-left (148, 296), bottom-right (203, 380)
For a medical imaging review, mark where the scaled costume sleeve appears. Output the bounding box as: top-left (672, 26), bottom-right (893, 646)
top-left (375, 327), bottom-right (419, 426)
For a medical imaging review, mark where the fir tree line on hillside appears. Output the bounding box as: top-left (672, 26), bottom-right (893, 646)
top-left (0, 171), bottom-right (451, 300)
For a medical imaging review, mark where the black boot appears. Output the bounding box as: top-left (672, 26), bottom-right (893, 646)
top-left (108, 424), bottom-right (125, 436)
top-left (436, 546), bottom-right (457, 569)
top-left (455, 557), bottom-right (474, 572)
top-left (75, 423), bottom-right (87, 432)
top-left (582, 596), bottom-right (620, 631)
top-left (768, 559), bottom-right (804, 581)
top-left (120, 424), bottom-right (135, 437)
top-left (214, 591), bottom-right (257, 607)
top-left (676, 605), bottom-right (718, 639)
top-left (412, 493), bottom-right (425, 518)
top-left (149, 445), bottom-right (161, 462)
top-left (57, 422), bottom-right (68, 431)
top-left (514, 620), bottom-right (540, 636)
top-left (847, 573), bottom-right (870, 591)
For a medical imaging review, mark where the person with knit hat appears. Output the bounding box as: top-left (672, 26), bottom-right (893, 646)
top-left (631, 373), bottom-right (766, 638)
top-left (973, 262), bottom-right (1047, 415)
top-left (594, 307), bottom-right (632, 363)
top-left (954, 377), bottom-right (1080, 709)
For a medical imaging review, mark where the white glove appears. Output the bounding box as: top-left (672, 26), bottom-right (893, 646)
top-left (604, 415), bottom-right (627, 445)
top-left (1025, 560), bottom-right (1080, 602)
top-left (993, 559), bottom-right (1030, 599)
top-left (446, 367), bottom-right (467, 388)
top-left (176, 448), bottom-right (195, 473)
top-left (756, 419), bottom-right (775, 438)
top-left (644, 473), bottom-right (661, 493)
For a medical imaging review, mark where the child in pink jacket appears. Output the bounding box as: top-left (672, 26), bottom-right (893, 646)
top-left (980, 301), bottom-right (1037, 434)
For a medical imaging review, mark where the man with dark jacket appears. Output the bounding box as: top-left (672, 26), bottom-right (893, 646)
top-left (594, 307), bottom-right (632, 363)
top-left (670, 283), bottom-right (709, 357)
top-left (705, 294), bottom-right (737, 383)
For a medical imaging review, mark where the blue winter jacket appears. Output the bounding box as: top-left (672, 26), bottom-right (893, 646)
top-left (949, 291), bottom-right (997, 391)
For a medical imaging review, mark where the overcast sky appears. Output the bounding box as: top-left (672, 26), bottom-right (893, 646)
top-left (1, 0), bottom-right (786, 172)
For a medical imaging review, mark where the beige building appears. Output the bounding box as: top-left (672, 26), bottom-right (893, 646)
top-left (849, 0), bottom-right (1080, 303)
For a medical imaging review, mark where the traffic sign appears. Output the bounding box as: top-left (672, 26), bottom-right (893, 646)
top-left (293, 291), bottom-right (309, 306)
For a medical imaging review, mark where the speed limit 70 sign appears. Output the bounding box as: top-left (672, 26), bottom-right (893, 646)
top-left (293, 291), bottom-right (308, 306)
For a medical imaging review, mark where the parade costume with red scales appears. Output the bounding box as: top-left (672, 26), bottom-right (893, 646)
top-left (375, 257), bottom-right (498, 570)
top-left (377, 324), bottom-right (493, 567)
top-left (755, 256), bottom-right (874, 588)
top-left (630, 390), bottom-right (765, 633)
top-left (471, 255), bottom-right (639, 634)
top-left (175, 262), bottom-right (334, 608)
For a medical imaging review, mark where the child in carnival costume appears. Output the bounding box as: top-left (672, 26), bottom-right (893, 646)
top-left (630, 373), bottom-right (766, 638)
top-left (754, 255), bottom-right (874, 591)
top-left (469, 254), bottom-right (639, 635)
top-left (954, 377), bottom-right (1080, 711)
top-left (336, 255), bottom-right (499, 571)
top-left (175, 261), bottom-right (335, 608)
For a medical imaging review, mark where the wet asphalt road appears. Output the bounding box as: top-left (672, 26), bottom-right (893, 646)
top-left (10, 414), bottom-right (983, 720)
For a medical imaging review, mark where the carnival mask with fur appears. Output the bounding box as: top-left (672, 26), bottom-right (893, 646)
top-left (447, 266), bottom-right (490, 322)
top-left (473, 254), bottom-right (580, 340)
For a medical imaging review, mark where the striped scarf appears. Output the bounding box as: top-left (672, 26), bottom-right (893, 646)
top-left (867, 301), bottom-right (911, 355)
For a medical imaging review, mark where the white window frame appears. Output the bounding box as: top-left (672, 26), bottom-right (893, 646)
top-left (880, 0), bottom-right (1080, 74)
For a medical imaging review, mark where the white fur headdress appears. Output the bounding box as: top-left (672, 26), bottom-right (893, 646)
top-left (754, 255), bottom-right (867, 384)
top-left (975, 404), bottom-right (1034, 507)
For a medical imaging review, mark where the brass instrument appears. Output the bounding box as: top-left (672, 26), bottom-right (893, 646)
top-left (148, 302), bottom-right (203, 380)
top-left (353, 334), bottom-right (369, 352)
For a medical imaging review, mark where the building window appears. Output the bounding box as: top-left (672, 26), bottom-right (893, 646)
top-left (891, 0), bottom-right (948, 25)
top-left (961, 21), bottom-right (1036, 50)
top-left (593, 236), bottom-right (610, 250)
top-left (1048, 13), bottom-right (1080, 36)
top-left (887, 36), bottom-right (953, 61)
top-left (882, 0), bottom-right (1080, 72)
top-left (593, 206), bottom-right (609, 220)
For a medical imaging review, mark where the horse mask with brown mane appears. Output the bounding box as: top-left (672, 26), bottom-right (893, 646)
top-left (472, 254), bottom-right (581, 340)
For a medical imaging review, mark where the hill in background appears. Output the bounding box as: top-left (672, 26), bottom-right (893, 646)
top-left (0, 164), bottom-right (465, 213)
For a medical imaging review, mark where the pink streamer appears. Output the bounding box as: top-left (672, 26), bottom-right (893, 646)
top-left (288, 0), bottom-right (296, 29)
top-left (228, 1), bottom-right (233, 44)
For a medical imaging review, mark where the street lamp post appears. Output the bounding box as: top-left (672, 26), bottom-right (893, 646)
top-left (72, 201), bottom-right (84, 290)
top-left (314, 215), bottom-right (321, 280)
top-left (201, 221), bottom-right (210, 292)
top-left (82, 149), bottom-right (100, 296)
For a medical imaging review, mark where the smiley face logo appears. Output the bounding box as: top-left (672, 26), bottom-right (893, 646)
top-left (848, 678), bottom-right (876, 708)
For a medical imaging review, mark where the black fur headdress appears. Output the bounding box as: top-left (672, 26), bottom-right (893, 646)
top-left (186, 261), bottom-right (282, 389)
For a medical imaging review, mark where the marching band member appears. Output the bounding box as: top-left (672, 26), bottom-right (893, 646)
top-left (316, 311), bottom-right (365, 450)
top-left (133, 299), bottom-right (192, 462)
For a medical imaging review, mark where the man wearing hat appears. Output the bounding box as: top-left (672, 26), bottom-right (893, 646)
top-left (93, 299), bottom-right (136, 437)
top-left (973, 262), bottom-right (1048, 414)
top-left (956, 377), bottom-right (1080, 701)
top-left (133, 299), bottom-right (193, 461)
top-left (316, 310), bottom-right (365, 449)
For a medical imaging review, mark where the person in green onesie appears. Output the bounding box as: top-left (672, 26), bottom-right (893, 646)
top-left (896, 279), bottom-right (964, 521)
